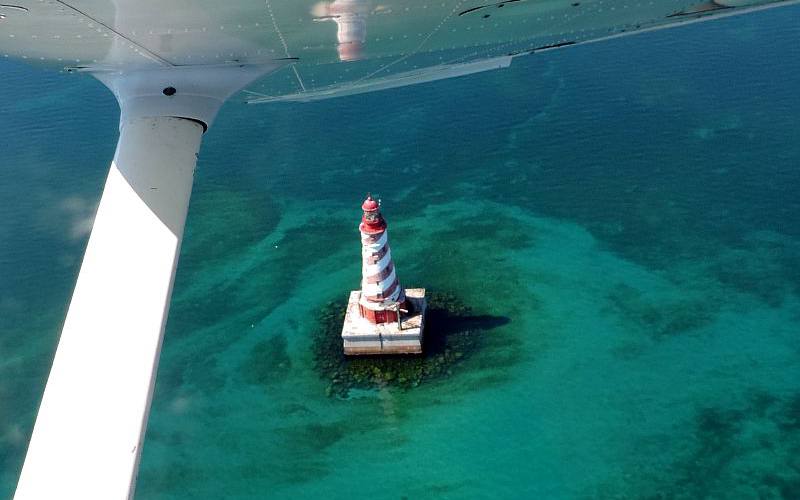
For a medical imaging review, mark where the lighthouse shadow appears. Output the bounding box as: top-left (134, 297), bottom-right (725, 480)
top-left (422, 305), bottom-right (511, 357)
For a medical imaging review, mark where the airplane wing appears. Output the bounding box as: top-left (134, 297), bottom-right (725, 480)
top-left (2, 0), bottom-right (798, 101)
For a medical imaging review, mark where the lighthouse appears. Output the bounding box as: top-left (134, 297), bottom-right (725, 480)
top-left (341, 195), bottom-right (426, 355)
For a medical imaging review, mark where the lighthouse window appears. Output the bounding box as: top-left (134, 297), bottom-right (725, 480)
top-left (365, 211), bottom-right (378, 222)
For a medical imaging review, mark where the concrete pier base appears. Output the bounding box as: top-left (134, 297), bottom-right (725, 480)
top-left (341, 288), bottom-right (426, 355)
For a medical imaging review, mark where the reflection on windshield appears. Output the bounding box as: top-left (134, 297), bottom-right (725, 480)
top-left (312, 0), bottom-right (369, 62)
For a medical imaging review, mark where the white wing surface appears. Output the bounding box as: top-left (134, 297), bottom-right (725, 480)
top-left (1, 0), bottom-right (798, 100)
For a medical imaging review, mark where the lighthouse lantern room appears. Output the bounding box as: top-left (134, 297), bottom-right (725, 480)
top-left (341, 195), bottom-right (426, 355)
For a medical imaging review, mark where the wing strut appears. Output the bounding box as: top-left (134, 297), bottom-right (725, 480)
top-left (15, 115), bottom-right (202, 499)
top-left (14, 63), bottom-right (281, 500)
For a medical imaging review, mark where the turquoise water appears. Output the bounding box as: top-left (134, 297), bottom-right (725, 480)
top-left (2, 8), bottom-right (800, 499)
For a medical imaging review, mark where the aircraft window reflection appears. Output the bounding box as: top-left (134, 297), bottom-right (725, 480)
top-left (312, 0), bottom-right (369, 62)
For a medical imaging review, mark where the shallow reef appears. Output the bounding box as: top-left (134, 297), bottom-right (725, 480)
top-left (591, 390), bottom-right (800, 499)
top-left (312, 291), bottom-right (508, 397)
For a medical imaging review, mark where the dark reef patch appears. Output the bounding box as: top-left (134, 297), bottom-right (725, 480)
top-left (274, 217), bottom-right (352, 268)
top-left (708, 239), bottom-right (800, 308)
top-left (604, 283), bottom-right (718, 341)
top-left (263, 420), bottom-right (354, 485)
top-left (432, 211), bottom-right (534, 251)
top-left (242, 216), bottom-right (353, 313)
top-left (170, 215), bottom-right (352, 339)
top-left (182, 188), bottom-right (282, 264)
top-left (312, 291), bottom-right (509, 397)
top-left (777, 393), bottom-right (800, 432)
top-left (242, 334), bottom-right (292, 386)
top-left (592, 390), bottom-right (800, 499)
top-left (662, 392), bottom-right (800, 499)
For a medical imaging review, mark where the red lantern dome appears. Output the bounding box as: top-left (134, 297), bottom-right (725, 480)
top-left (360, 194), bottom-right (386, 234)
top-left (361, 195), bottom-right (379, 212)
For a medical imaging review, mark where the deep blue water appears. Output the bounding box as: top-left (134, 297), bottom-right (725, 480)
top-left (2, 7), bottom-right (800, 499)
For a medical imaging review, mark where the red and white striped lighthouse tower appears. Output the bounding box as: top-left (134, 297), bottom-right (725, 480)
top-left (358, 194), bottom-right (406, 324)
top-left (341, 195), bottom-right (426, 355)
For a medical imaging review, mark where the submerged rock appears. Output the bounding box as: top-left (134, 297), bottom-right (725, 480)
top-left (311, 291), bottom-right (507, 397)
